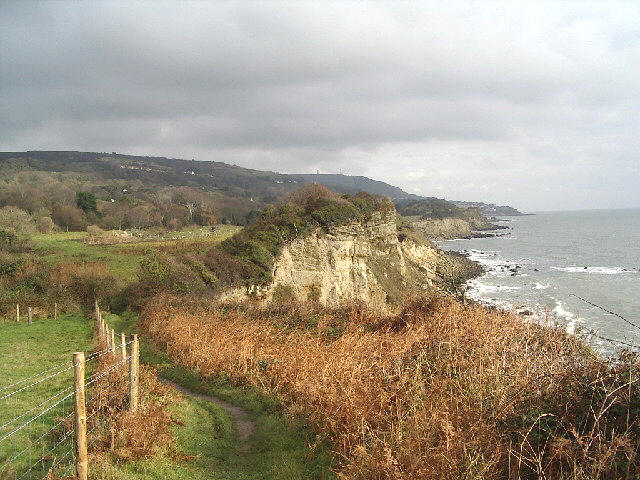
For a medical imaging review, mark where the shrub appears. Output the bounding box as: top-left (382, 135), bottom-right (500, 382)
top-left (54, 262), bottom-right (118, 309)
top-left (202, 248), bottom-right (262, 286)
top-left (0, 229), bottom-right (31, 253)
top-left (0, 206), bottom-right (36, 234)
top-left (311, 202), bottom-right (361, 226)
top-left (86, 224), bottom-right (105, 237)
top-left (272, 284), bottom-right (296, 303)
top-left (133, 250), bottom-right (208, 302)
top-left (36, 216), bottom-right (55, 233)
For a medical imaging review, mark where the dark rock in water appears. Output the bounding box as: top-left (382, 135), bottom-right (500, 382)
top-left (534, 268), bottom-right (539, 272)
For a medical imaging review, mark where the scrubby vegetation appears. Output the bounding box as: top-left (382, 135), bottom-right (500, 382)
top-left (141, 295), bottom-right (640, 480)
top-left (0, 151), bottom-right (499, 232)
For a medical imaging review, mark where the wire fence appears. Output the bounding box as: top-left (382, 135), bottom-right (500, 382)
top-left (0, 305), bottom-right (139, 480)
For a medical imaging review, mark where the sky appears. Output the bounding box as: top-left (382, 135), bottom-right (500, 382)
top-left (1, 1), bottom-right (639, 212)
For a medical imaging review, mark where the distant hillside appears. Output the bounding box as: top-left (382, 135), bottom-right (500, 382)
top-left (290, 173), bottom-right (418, 200)
top-left (452, 201), bottom-right (525, 216)
top-left (0, 150), bottom-right (296, 203)
top-left (0, 151), bottom-right (524, 223)
top-left (289, 174), bottom-right (525, 215)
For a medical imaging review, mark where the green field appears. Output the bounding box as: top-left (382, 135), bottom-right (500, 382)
top-left (30, 225), bottom-right (241, 283)
top-left (0, 314), bottom-right (94, 479)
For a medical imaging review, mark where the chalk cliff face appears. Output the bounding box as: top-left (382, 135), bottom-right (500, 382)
top-left (407, 208), bottom-right (499, 240)
top-left (409, 218), bottom-right (473, 240)
top-left (219, 211), bottom-right (479, 309)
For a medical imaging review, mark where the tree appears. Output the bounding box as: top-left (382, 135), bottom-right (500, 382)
top-left (76, 191), bottom-right (98, 214)
top-left (52, 205), bottom-right (86, 231)
top-left (172, 188), bottom-right (199, 223)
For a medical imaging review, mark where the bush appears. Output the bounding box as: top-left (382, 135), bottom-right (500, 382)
top-left (54, 262), bottom-right (118, 309)
top-left (0, 206), bottom-right (35, 234)
top-left (134, 250), bottom-right (208, 300)
top-left (86, 224), bottom-right (105, 237)
top-left (202, 248), bottom-right (263, 286)
top-left (0, 229), bottom-right (31, 253)
top-left (36, 216), bottom-right (55, 233)
top-left (311, 202), bottom-right (361, 226)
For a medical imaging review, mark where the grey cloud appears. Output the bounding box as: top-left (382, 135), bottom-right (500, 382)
top-left (1, 0), bottom-right (639, 210)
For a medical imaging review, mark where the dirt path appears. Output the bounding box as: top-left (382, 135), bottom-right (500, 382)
top-left (159, 378), bottom-right (255, 454)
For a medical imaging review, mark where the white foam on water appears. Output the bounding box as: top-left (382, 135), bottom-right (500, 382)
top-left (466, 278), bottom-right (520, 296)
top-left (534, 282), bottom-right (550, 290)
top-left (552, 302), bottom-right (584, 334)
top-left (551, 266), bottom-right (631, 275)
top-left (553, 303), bottom-right (573, 320)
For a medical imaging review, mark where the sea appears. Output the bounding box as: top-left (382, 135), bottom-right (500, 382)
top-left (437, 209), bottom-right (640, 356)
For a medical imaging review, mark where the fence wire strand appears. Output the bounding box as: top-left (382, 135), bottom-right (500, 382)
top-left (0, 386), bottom-right (73, 432)
top-left (0, 365), bottom-right (74, 402)
top-left (1, 326), bottom-right (135, 480)
top-left (0, 360), bottom-right (72, 395)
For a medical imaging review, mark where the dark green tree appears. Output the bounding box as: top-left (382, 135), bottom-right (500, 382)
top-left (76, 191), bottom-right (98, 214)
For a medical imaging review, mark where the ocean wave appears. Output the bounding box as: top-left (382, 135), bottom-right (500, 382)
top-left (551, 266), bottom-right (632, 275)
top-left (533, 282), bottom-right (550, 290)
top-left (552, 302), bottom-right (584, 334)
top-left (466, 279), bottom-right (521, 295)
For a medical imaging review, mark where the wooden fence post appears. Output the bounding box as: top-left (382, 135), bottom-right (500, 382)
top-left (110, 328), bottom-right (116, 355)
top-left (129, 334), bottom-right (139, 412)
top-left (54, 302), bottom-right (57, 320)
top-left (120, 332), bottom-right (127, 362)
top-left (28, 307), bottom-right (32, 325)
top-left (16, 304), bottom-right (19, 323)
top-left (73, 352), bottom-right (88, 480)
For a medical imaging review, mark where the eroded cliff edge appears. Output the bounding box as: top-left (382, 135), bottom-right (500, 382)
top-left (219, 211), bottom-right (480, 309)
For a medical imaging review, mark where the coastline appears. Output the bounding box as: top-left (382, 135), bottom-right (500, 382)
top-left (437, 212), bottom-right (640, 357)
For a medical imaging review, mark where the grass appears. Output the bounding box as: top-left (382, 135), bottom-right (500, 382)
top-left (30, 232), bottom-right (143, 283)
top-left (0, 314), bottom-right (94, 479)
top-left (0, 309), bottom-right (333, 480)
top-left (30, 225), bottom-right (241, 284)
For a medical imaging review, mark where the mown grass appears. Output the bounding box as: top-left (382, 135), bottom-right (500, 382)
top-left (0, 314), bottom-right (94, 479)
top-left (101, 311), bottom-right (336, 480)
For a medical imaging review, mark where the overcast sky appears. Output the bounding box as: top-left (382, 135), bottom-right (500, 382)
top-left (1, 1), bottom-right (639, 211)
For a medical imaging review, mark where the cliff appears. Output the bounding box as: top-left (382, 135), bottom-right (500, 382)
top-left (405, 208), bottom-right (506, 240)
top-left (408, 217), bottom-right (473, 239)
top-left (219, 211), bottom-right (480, 309)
